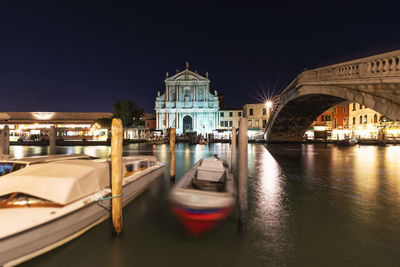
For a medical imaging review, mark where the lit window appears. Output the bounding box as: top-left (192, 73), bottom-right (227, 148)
top-left (363, 115), bottom-right (367, 123)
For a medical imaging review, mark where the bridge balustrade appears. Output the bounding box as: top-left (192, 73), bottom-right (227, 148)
top-left (298, 51), bottom-right (400, 83)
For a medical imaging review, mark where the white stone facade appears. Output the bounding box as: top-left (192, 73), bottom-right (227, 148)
top-left (155, 68), bottom-right (219, 135)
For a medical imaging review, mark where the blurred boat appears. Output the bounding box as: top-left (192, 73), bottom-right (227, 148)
top-left (0, 156), bottom-right (165, 266)
top-left (0, 154), bottom-right (94, 177)
top-left (169, 156), bottom-right (236, 235)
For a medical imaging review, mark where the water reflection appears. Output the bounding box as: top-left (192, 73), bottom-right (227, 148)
top-left (10, 143), bottom-right (400, 267)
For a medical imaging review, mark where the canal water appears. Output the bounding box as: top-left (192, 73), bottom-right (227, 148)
top-left (10, 143), bottom-right (400, 267)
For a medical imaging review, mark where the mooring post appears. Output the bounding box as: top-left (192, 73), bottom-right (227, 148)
top-left (3, 125), bottom-right (9, 155)
top-left (111, 118), bottom-right (123, 234)
top-left (0, 129), bottom-right (4, 157)
top-left (231, 127), bottom-right (236, 171)
top-left (170, 128), bottom-right (176, 180)
top-left (49, 126), bottom-right (56, 155)
top-left (238, 118), bottom-right (248, 232)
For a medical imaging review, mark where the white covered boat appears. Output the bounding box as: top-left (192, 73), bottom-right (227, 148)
top-left (0, 156), bottom-right (165, 266)
top-left (0, 154), bottom-right (94, 177)
top-left (169, 156), bottom-right (236, 235)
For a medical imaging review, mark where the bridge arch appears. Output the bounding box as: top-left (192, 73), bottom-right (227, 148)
top-left (265, 50), bottom-right (400, 142)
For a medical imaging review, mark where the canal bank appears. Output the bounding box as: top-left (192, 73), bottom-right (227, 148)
top-left (10, 143), bottom-right (400, 267)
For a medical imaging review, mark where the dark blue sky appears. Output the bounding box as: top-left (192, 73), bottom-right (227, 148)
top-left (0, 1), bottom-right (399, 113)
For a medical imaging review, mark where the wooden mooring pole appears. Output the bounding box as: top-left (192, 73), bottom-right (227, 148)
top-left (238, 118), bottom-right (248, 232)
top-left (111, 118), bottom-right (123, 234)
top-left (231, 127), bottom-right (236, 171)
top-left (49, 126), bottom-right (56, 155)
top-left (3, 125), bottom-right (9, 155)
top-left (170, 128), bottom-right (176, 180)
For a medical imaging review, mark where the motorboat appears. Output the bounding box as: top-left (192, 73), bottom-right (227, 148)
top-left (0, 154), bottom-right (94, 177)
top-left (169, 156), bottom-right (236, 235)
top-left (0, 155), bottom-right (165, 266)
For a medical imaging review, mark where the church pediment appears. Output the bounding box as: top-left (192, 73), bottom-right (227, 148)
top-left (165, 69), bottom-right (209, 82)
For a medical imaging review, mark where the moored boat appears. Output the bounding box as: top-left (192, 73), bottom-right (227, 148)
top-left (169, 156), bottom-right (236, 235)
top-left (0, 154), bottom-right (94, 177)
top-left (0, 155), bottom-right (165, 266)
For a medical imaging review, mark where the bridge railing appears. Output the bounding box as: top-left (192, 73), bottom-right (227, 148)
top-left (298, 50), bottom-right (400, 83)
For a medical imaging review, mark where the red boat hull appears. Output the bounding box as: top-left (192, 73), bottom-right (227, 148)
top-left (172, 205), bottom-right (232, 235)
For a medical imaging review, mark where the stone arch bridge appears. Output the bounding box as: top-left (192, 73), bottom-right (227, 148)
top-left (265, 50), bottom-right (400, 142)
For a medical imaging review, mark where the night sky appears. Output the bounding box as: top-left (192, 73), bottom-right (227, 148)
top-left (0, 1), bottom-right (399, 113)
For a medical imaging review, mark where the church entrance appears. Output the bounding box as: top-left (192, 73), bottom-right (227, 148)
top-left (182, 115), bottom-right (193, 132)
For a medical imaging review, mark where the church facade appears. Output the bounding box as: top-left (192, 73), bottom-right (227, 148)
top-left (155, 66), bottom-right (220, 135)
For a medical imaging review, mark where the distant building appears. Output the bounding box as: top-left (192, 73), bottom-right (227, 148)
top-left (243, 103), bottom-right (272, 139)
top-left (218, 109), bottom-right (242, 130)
top-left (155, 64), bottom-right (219, 135)
top-left (308, 105), bottom-right (350, 140)
top-left (348, 102), bottom-right (400, 140)
top-left (0, 111), bottom-right (112, 141)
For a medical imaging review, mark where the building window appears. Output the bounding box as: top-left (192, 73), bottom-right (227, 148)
top-left (333, 107), bottom-right (337, 113)
top-left (344, 107), bottom-right (347, 114)
top-left (334, 118), bottom-right (337, 128)
top-left (352, 103), bottom-right (356, 111)
top-left (255, 120), bottom-right (259, 127)
top-left (325, 115), bottom-right (331, 121)
top-left (360, 104), bottom-right (363, 109)
top-left (263, 120), bottom-right (267, 128)
top-left (238, 112), bottom-right (242, 117)
top-left (229, 112), bottom-right (233, 117)
top-left (229, 121), bottom-right (233, 127)
top-left (359, 116), bottom-right (362, 124)
top-left (220, 112), bottom-right (224, 117)
top-left (220, 121), bottom-right (224, 127)
top-left (363, 115), bottom-right (367, 123)
top-left (321, 115), bottom-right (325, 122)
top-left (374, 114), bottom-right (378, 123)
top-left (224, 121), bottom-right (228, 127)
top-left (248, 120), bottom-right (252, 127)
top-left (262, 108), bottom-right (266, 115)
top-left (249, 108), bottom-right (253, 116)
top-left (353, 117), bottom-right (355, 125)
top-left (146, 122), bottom-right (149, 127)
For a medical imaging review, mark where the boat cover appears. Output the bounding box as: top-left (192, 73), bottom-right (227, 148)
top-left (197, 157), bottom-right (225, 182)
top-left (0, 160), bottom-right (110, 205)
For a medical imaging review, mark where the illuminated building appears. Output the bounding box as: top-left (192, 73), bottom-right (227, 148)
top-left (243, 103), bottom-right (272, 139)
top-left (0, 112), bottom-right (112, 142)
top-left (213, 109), bottom-right (243, 139)
top-left (155, 63), bottom-right (219, 135)
top-left (306, 105), bottom-right (350, 140)
top-left (349, 103), bottom-right (400, 140)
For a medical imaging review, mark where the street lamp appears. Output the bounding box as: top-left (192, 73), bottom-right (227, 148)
top-left (265, 101), bottom-right (273, 108)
